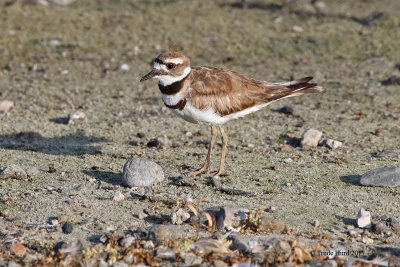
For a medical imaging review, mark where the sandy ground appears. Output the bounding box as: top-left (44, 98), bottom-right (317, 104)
top-left (1, 0), bottom-right (400, 263)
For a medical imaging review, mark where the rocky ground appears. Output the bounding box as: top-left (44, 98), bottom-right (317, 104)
top-left (0, 0), bottom-right (400, 266)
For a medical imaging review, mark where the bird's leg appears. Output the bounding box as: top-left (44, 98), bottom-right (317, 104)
top-left (187, 125), bottom-right (217, 176)
top-left (209, 125), bottom-right (228, 177)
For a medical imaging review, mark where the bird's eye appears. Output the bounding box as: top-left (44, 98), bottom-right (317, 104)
top-left (166, 63), bottom-right (175, 70)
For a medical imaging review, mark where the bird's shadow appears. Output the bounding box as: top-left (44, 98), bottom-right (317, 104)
top-left (340, 175), bottom-right (362, 186)
top-left (0, 131), bottom-right (108, 156)
top-left (82, 170), bottom-right (122, 186)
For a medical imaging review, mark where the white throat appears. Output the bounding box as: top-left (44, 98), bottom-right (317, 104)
top-left (158, 67), bottom-right (191, 86)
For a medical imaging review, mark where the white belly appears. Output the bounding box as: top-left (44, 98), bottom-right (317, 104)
top-left (162, 92), bottom-right (273, 125)
top-left (171, 99), bottom-right (273, 125)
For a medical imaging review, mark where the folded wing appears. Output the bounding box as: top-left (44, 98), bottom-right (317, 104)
top-left (188, 67), bottom-right (322, 116)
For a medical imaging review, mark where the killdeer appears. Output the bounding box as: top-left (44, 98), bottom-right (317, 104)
top-left (140, 52), bottom-right (323, 177)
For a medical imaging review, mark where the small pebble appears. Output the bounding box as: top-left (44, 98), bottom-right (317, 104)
top-left (319, 138), bottom-right (342, 149)
top-left (184, 252), bottom-right (203, 265)
top-left (362, 235), bottom-right (373, 244)
top-left (49, 219), bottom-right (59, 226)
top-left (68, 111), bottom-right (85, 123)
top-left (1, 210), bottom-right (10, 218)
top-left (155, 246), bottom-right (175, 260)
top-left (0, 100), bottom-right (14, 112)
top-left (157, 135), bottom-right (172, 148)
top-left (119, 64), bottom-right (130, 71)
top-left (147, 138), bottom-right (160, 148)
top-left (313, 1), bottom-right (327, 14)
top-left (49, 39), bottom-right (61, 46)
top-left (292, 25), bottom-right (303, 32)
top-left (283, 158), bottom-right (293, 163)
top-left (266, 206), bottom-right (276, 213)
top-left (348, 230), bottom-right (358, 237)
top-left (172, 141), bottom-right (184, 148)
top-left (301, 129), bottom-right (322, 147)
top-left (143, 240), bottom-right (154, 249)
top-left (313, 220), bottom-right (320, 227)
top-left (10, 243), bottom-right (26, 257)
top-left (62, 222), bottom-right (74, 234)
top-left (120, 236), bottom-right (135, 248)
top-left (112, 191), bottom-right (125, 202)
top-left (356, 208), bottom-right (371, 229)
top-left (124, 254), bottom-right (134, 264)
top-left (171, 208), bottom-right (190, 225)
top-left (122, 158), bottom-right (164, 187)
top-left (211, 176), bottom-right (222, 187)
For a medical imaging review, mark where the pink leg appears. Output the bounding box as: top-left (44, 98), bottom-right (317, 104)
top-left (209, 125), bottom-right (228, 177)
top-left (187, 125), bottom-right (217, 176)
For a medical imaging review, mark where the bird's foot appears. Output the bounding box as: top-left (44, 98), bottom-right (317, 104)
top-left (187, 166), bottom-right (209, 176)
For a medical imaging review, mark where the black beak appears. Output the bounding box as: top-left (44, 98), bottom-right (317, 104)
top-left (140, 69), bottom-right (158, 82)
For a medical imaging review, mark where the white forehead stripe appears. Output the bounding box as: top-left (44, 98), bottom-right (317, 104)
top-left (153, 62), bottom-right (168, 72)
top-left (166, 58), bottom-right (183, 64)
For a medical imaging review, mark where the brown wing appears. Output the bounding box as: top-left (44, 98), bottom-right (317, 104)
top-left (188, 66), bottom-right (322, 116)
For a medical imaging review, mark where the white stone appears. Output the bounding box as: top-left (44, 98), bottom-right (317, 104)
top-left (120, 236), bottom-right (135, 248)
top-left (119, 64), bottom-right (130, 71)
top-left (49, 39), bottom-right (60, 46)
top-left (319, 138), bottom-right (343, 149)
top-left (171, 208), bottom-right (190, 225)
top-left (356, 208), bottom-right (371, 228)
top-left (283, 158), bottom-right (293, 163)
top-left (0, 100), bottom-right (14, 112)
top-left (301, 129), bottom-right (323, 147)
top-left (112, 191), bottom-right (125, 202)
top-left (69, 111), bottom-right (85, 120)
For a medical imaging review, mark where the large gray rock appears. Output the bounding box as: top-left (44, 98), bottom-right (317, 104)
top-left (359, 167), bottom-right (400, 187)
top-left (122, 158), bottom-right (164, 187)
top-left (0, 165), bottom-right (27, 180)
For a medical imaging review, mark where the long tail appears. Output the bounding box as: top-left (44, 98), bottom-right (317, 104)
top-left (279, 76), bottom-right (323, 96)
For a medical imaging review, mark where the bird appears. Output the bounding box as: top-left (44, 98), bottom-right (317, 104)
top-left (140, 51), bottom-right (323, 177)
